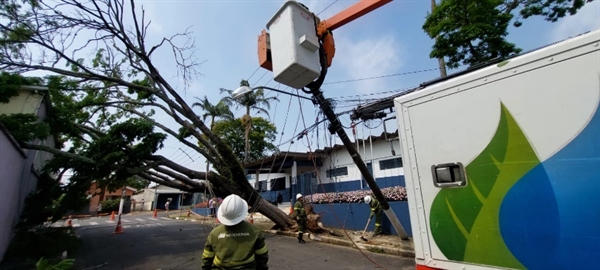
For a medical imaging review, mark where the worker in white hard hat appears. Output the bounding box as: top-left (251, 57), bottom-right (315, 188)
top-left (293, 193), bottom-right (307, 243)
top-left (364, 195), bottom-right (384, 236)
top-left (202, 194), bottom-right (269, 269)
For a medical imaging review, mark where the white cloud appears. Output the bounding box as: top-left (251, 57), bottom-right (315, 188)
top-left (335, 34), bottom-right (404, 94)
top-left (551, 1), bottom-right (600, 41)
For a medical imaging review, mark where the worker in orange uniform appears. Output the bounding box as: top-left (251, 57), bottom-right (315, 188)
top-left (202, 194), bottom-right (269, 270)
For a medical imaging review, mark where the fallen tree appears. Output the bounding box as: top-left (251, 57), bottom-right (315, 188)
top-left (0, 0), bottom-right (295, 229)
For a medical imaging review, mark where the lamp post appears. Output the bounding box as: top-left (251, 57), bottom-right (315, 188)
top-left (231, 84), bottom-right (410, 240)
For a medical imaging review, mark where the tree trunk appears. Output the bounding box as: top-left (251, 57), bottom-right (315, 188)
top-left (253, 198), bottom-right (295, 229)
top-left (432, 0), bottom-right (448, 77)
top-left (244, 121), bottom-right (251, 162)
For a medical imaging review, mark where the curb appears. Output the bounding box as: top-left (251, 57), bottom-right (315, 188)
top-left (169, 216), bottom-right (415, 258)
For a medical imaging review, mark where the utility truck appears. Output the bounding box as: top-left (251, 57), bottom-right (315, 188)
top-left (256, 0), bottom-right (599, 268)
top-left (392, 30), bottom-right (600, 270)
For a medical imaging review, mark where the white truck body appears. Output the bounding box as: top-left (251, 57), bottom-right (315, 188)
top-left (394, 30), bottom-right (600, 270)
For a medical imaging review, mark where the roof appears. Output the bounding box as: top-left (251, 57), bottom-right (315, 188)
top-left (243, 151), bottom-right (323, 173)
top-left (314, 130), bottom-right (399, 154)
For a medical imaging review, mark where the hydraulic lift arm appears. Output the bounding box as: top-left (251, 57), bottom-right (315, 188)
top-left (258, 0), bottom-right (393, 71)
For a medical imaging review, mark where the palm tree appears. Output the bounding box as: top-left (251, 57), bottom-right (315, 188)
top-left (192, 96), bottom-right (235, 191)
top-left (220, 79), bottom-right (279, 163)
top-left (191, 95), bottom-right (235, 130)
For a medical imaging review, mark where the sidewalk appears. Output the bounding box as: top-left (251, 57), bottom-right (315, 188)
top-left (168, 211), bottom-right (415, 258)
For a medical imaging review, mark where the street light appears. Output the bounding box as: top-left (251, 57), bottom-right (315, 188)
top-left (232, 86), bottom-right (314, 102)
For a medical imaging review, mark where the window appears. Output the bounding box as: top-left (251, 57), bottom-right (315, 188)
top-left (270, 177), bottom-right (286, 191)
top-left (432, 162), bottom-right (467, 188)
top-left (256, 181), bottom-right (268, 192)
top-left (379, 157), bottom-right (403, 170)
top-left (326, 167), bottom-right (348, 178)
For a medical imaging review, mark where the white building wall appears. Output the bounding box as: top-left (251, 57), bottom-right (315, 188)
top-left (318, 137), bottom-right (404, 184)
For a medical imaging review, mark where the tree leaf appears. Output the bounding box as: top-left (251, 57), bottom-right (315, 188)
top-left (430, 103), bottom-right (539, 269)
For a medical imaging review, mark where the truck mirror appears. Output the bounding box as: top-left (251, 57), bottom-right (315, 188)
top-left (431, 162), bottom-right (467, 188)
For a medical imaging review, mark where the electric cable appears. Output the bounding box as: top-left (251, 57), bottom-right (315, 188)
top-left (296, 89), bottom-right (387, 269)
top-left (324, 67), bottom-right (439, 85)
top-left (317, 0), bottom-right (339, 15)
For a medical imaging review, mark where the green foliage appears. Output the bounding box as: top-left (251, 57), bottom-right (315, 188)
top-left (423, 0), bottom-right (521, 69)
top-left (36, 258), bottom-right (75, 270)
top-left (126, 176), bottom-right (150, 190)
top-left (100, 199), bottom-right (121, 213)
top-left (423, 0), bottom-right (591, 69)
top-left (220, 81), bottom-right (279, 118)
top-left (211, 117), bottom-right (278, 162)
top-left (517, 0), bottom-right (591, 24)
top-left (0, 113), bottom-right (51, 142)
top-left (191, 95), bottom-right (234, 129)
top-left (0, 72), bottom-right (43, 103)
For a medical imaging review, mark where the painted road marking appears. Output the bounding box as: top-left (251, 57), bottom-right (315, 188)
top-left (90, 222), bottom-right (99, 225)
top-left (149, 217), bottom-right (158, 221)
top-left (122, 219), bottom-right (131, 223)
top-left (160, 217), bottom-right (170, 220)
top-left (106, 220), bottom-right (115, 224)
top-left (73, 224), bottom-right (80, 227)
top-left (135, 218), bottom-right (145, 222)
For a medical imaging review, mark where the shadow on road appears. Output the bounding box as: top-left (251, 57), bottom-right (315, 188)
top-left (75, 221), bottom-right (210, 269)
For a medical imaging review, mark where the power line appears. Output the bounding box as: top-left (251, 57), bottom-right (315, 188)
top-left (323, 67), bottom-right (439, 85)
top-left (318, 0), bottom-right (339, 15)
top-left (247, 66), bottom-right (260, 81)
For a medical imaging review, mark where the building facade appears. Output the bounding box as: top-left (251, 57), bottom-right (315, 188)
top-left (0, 86), bottom-right (55, 262)
top-left (245, 131), bottom-right (404, 203)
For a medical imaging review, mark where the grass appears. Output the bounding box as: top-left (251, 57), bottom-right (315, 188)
top-left (366, 246), bottom-right (386, 254)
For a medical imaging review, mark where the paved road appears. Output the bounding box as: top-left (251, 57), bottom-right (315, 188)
top-left (56, 213), bottom-right (175, 228)
top-left (75, 213), bottom-right (415, 270)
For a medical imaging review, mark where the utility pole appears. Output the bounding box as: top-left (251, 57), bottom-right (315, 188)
top-left (432, 0), bottom-right (447, 78)
top-left (305, 49), bottom-right (409, 240)
top-left (118, 185), bottom-right (126, 215)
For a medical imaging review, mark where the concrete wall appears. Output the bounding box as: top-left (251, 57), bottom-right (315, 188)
top-left (0, 89), bottom-right (54, 262)
top-left (0, 125), bottom-right (44, 262)
top-left (311, 201), bottom-right (413, 237)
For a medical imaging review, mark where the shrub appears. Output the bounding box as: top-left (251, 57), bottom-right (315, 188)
top-left (307, 186), bottom-right (407, 204)
top-left (100, 199), bottom-right (121, 213)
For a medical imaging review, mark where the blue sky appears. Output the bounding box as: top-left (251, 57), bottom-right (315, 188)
top-left (142, 0), bottom-right (599, 172)
top-left (30, 0), bottom-right (597, 175)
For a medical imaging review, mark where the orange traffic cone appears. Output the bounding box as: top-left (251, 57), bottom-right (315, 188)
top-left (110, 211), bottom-right (115, 221)
top-left (153, 209), bottom-right (158, 218)
top-left (114, 215), bottom-right (123, 234)
top-left (249, 213), bottom-right (254, 224)
top-left (66, 215), bottom-right (72, 227)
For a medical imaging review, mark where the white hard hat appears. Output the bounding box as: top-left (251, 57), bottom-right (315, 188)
top-left (364, 195), bottom-right (372, 204)
top-left (296, 193), bottom-right (303, 200)
top-left (217, 194), bottom-right (248, 226)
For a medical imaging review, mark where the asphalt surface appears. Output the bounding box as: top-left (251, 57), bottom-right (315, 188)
top-left (74, 213), bottom-right (415, 270)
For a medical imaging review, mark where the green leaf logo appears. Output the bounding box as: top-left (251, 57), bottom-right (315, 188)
top-left (430, 103), bottom-right (540, 269)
